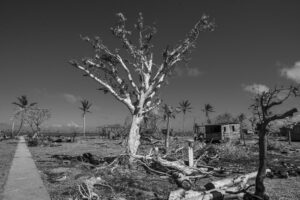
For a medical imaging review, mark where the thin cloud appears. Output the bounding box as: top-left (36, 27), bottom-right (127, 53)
top-left (174, 67), bottom-right (184, 77)
top-left (62, 93), bottom-right (81, 104)
top-left (67, 121), bottom-right (80, 128)
top-left (187, 67), bottom-right (202, 77)
top-left (92, 105), bottom-right (101, 112)
top-left (243, 83), bottom-right (270, 94)
top-left (51, 124), bottom-right (62, 128)
top-left (281, 61), bottom-right (300, 83)
top-left (174, 67), bottom-right (202, 77)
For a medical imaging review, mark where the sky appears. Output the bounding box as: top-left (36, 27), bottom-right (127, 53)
top-left (1, 0), bottom-right (300, 130)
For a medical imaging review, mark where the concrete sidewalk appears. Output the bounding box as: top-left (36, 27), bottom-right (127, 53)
top-left (3, 136), bottom-right (51, 200)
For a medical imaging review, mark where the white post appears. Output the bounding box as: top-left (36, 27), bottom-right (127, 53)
top-left (187, 140), bottom-right (194, 167)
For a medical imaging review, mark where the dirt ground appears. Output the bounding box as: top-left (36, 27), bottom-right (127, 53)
top-left (0, 139), bottom-right (18, 200)
top-left (28, 136), bottom-right (300, 200)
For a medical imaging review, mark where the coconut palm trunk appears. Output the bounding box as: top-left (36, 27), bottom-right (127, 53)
top-left (11, 120), bottom-right (15, 138)
top-left (206, 113), bottom-right (209, 124)
top-left (83, 114), bottom-right (86, 138)
top-left (182, 113), bottom-right (185, 134)
top-left (16, 118), bottom-right (24, 136)
top-left (178, 100), bottom-right (192, 134)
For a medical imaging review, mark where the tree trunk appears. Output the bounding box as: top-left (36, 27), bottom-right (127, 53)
top-left (83, 115), bottom-right (86, 139)
top-left (165, 116), bottom-right (171, 152)
top-left (288, 129), bottom-right (291, 145)
top-left (205, 171), bottom-right (258, 190)
top-left (11, 120), bottom-right (15, 138)
top-left (240, 127), bottom-right (246, 146)
top-left (169, 188), bottom-right (245, 200)
top-left (182, 114), bottom-right (185, 134)
top-left (16, 118), bottom-right (24, 136)
top-left (255, 127), bottom-right (267, 198)
top-left (127, 114), bottom-right (143, 156)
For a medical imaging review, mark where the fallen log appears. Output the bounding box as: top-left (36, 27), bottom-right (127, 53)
top-left (204, 171), bottom-right (257, 190)
top-left (155, 157), bottom-right (200, 175)
top-left (169, 188), bottom-right (244, 200)
top-left (204, 169), bottom-right (271, 190)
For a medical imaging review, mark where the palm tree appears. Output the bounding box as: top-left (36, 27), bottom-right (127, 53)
top-left (12, 95), bottom-right (37, 137)
top-left (237, 113), bottom-right (247, 145)
top-left (162, 104), bottom-right (176, 151)
top-left (79, 99), bottom-right (92, 138)
top-left (202, 104), bottom-right (214, 124)
top-left (178, 100), bottom-right (192, 134)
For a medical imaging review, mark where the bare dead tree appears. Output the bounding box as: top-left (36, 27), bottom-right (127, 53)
top-left (250, 85), bottom-right (299, 199)
top-left (26, 108), bottom-right (51, 138)
top-left (70, 13), bottom-right (215, 156)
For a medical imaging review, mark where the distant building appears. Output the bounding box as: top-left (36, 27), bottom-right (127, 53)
top-left (194, 123), bottom-right (240, 142)
top-left (280, 123), bottom-right (300, 141)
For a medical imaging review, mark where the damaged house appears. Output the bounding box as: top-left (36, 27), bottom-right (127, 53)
top-left (194, 123), bottom-right (240, 142)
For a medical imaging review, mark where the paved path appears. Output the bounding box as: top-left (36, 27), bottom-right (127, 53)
top-left (3, 136), bottom-right (51, 200)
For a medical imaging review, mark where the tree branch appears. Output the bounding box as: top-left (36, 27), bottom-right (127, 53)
top-left (267, 108), bottom-right (298, 123)
top-left (116, 55), bottom-right (140, 95)
top-left (142, 99), bottom-right (161, 114)
top-left (70, 61), bottom-right (135, 113)
top-left (266, 87), bottom-right (294, 109)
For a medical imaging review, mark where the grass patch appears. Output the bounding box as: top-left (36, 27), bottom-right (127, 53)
top-left (216, 141), bottom-right (253, 162)
top-left (267, 140), bottom-right (285, 151)
top-left (0, 139), bottom-right (18, 200)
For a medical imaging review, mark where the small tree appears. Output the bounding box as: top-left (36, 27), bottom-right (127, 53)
top-left (283, 117), bottom-right (296, 145)
top-left (162, 104), bottom-right (177, 151)
top-left (248, 116), bottom-right (257, 133)
top-left (12, 95), bottom-right (37, 137)
top-left (250, 85), bottom-right (299, 199)
top-left (178, 100), bottom-right (192, 134)
top-left (142, 109), bottom-right (160, 133)
top-left (214, 112), bottom-right (237, 124)
top-left (202, 103), bottom-right (214, 124)
top-left (79, 99), bottom-right (92, 139)
top-left (26, 108), bottom-right (51, 137)
top-left (70, 13), bottom-right (214, 156)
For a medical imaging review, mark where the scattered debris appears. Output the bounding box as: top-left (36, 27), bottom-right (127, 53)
top-left (267, 161), bottom-right (300, 179)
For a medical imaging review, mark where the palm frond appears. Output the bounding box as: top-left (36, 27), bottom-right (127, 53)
top-left (79, 99), bottom-right (92, 114)
top-left (179, 100), bottom-right (192, 114)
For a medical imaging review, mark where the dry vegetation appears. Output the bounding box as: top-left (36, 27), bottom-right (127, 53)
top-left (27, 135), bottom-right (300, 200)
top-left (0, 139), bottom-right (18, 200)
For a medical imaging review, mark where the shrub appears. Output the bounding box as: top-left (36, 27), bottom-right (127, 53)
top-left (27, 138), bottom-right (39, 147)
top-left (267, 140), bottom-right (285, 151)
